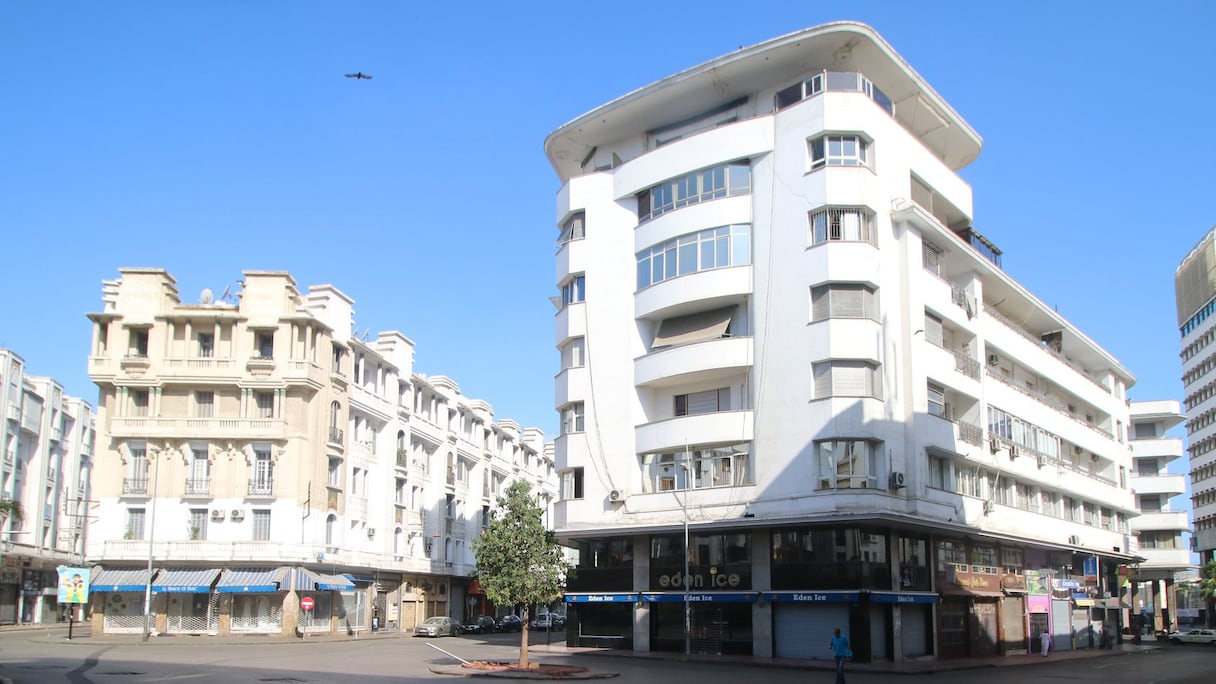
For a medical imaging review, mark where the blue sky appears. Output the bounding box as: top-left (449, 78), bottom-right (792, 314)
top-left (2, 0), bottom-right (1213, 473)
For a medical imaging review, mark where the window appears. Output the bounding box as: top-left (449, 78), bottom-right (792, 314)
top-left (637, 162), bottom-right (751, 222)
top-left (811, 283), bottom-right (878, 321)
top-left (640, 443), bottom-right (751, 492)
top-left (331, 344), bottom-right (345, 375)
top-left (922, 241), bottom-right (943, 276)
top-left (188, 446), bottom-right (209, 494)
top-left (251, 448), bottom-right (273, 495)
top-left (808, 207), bottom-right (875, 245)
top-left (560, 402), bottom-right (584, 435)
top-left (808, 134), bottom-right (870, 170)
top-left (126, 508), bottom-right (146, 539)
top-left (252, 510), bottom-right (271, 541)
top-left (352, 467), bottom-right (365, 496)
top-left (927, 383), bottom-right (946, 418)
top-left (936, 539), bottom-right (967, 571)
top-left (197, 332), bottom-right (214, 358)
top-left (130, 389), bottom-right (149, 417)
top-left (254, 331), bottom-right (274, 359)
top-left (254, 391), bottom-right (274, 419)
top-left (325, 514), bottom-right (338, 546)
top-left (928, 455), bottom-right (948, 490)
top-left (128, 329), bottom-right (149, 357)
top-left (560, 337), bottom-right (585, 370)
top-left (813, 360), bottom-right (882, 398)
top-left (674, 387), bottom-right (730, 416)
top-left (188, 509), bottom-right (207, 540)
top-left (561, 467), bottom-right (584, 500)
top-left (558, 212), bottom-right (585, 245)
top-left (636, 224), bottom-right (751, 289)
top-left (924, 311), bottom-right (944, 347)
top-left (560, 275), bottom-right (585, 308)
top-left (816, 439), bottom-right (877, 489)
top-left (327, 458), bottom-right (342, 488)
top-left (395, 477), bottom-right (406, 505)
top-left (195, 391), bottom-right (214, 418)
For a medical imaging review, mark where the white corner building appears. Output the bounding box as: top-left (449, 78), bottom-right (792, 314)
top-left (85, 268), bottom-right (554, 637)
top-left (545, 22), bottom-right (1145, 661)
top-left (1, 348), bottom-right (96, 625)
top-left (1176, 230), bottom-right (1216, 565)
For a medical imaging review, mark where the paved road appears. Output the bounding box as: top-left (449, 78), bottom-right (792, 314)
top-left (1, 626), bottom-right (1213, 684)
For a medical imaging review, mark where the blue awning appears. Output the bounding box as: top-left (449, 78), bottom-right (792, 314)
top-left (870, 591), bottom-right (939, 605)
top-left (216, 567), bottom-right (287, 593)
top-left (566, 593), bottom-right (637, 603)
top-left (641, 592), bottom-right (758, 603)
top-left (317, 572), bottom-right (355, 591)
top-left (764, 591), bottom-right (859, 603)
top-left (153, 568), bottom-right (221, 593)
top-left (91, 567), bottom-right (153, 593)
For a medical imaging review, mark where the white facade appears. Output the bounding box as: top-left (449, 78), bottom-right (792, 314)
top-left (0, 348), bottom-right (95, 625)
top-left (1176, 228), bottom-right (1216, 563)
top-left (85, 268), bottom-right (554, 636)
top-left (547, 22), bottom-right (1141, 660)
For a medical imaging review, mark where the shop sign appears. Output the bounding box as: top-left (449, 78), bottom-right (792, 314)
top-left (1000, 573), bottom-right (1027, 592)
top-left (1024, 570), bottom-right (1051, 595)
top-left (566, 593), bottom-right (636, 603)
top-left (946, 565), bottom-right (999, 593)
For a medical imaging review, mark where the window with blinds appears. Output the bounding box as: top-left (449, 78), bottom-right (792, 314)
top-left (253, 510), bottom-right (271, 541)
top-left (674, 387), bottom-right (730, 416)
top-left (813, 360), bottom-right (882, 398)
top-left (923, 311), bottom-right (944, 346)
top-left (811, 284), bottom-right (878, 321)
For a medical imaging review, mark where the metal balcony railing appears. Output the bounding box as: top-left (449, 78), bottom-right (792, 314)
top-left (122, 478), bottom-right (148, 495)
top-left (184, 478), bottom-right (211, 496)
top-left (328, 426), bottom-right (344, 444)
top-left (247, 479), bottom-right (273, 496)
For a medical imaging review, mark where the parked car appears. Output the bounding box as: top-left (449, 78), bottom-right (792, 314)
top-left (531, 613), bottom-right (564, 631)
top-left (496, 614), bottom-right (523, 632)
top-left (1168, 628), bottom-right (1216, 645)
top-left (414, 616), bottom-right (462, 637)
top-left (464, 615), bottom-right (497, 634)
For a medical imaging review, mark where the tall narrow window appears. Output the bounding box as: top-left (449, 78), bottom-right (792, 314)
top-left (195, 391), bottom-right (214, 418)
top-left (126, 508), bottom-right (146, 539)
top-left (254, 392), bottom-right (274, 419)
top-left (188, 509), bottom-right (208, 540)
top-left (188, 447), bottom-right (209, 495)
top-left (927, 384), bottom-right (946, 418)
top-left (255, 332), bottom-right (274, 359)
top-left (197, 332), bottom-right (214, 358)
top-left (252, 510), bottom-right (271, 541)
top-left (561, 275), bottom-right (586, 308)
top-left (130, 389), bottom-right (149, 417)
top-left (327, 458), bottom-right (342, 488)
top-left (560, 402), bottom-right (585, 434)
top-left (129, 329), bottom-right (149, 357)
top-left (251, 448), bottom-right (273, 495)
top-left (325, 514), bottom-right (338, 546)
top-left (561, 467), bottom-right (584, 500)
top-left (560, 337), bottom-right (586, 369)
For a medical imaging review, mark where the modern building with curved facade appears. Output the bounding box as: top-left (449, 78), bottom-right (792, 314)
top-left (546, 22), bottom-right (1144, 661)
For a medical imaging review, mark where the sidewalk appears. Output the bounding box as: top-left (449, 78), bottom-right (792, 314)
top-left (0, 622), bottom-right (1162, 674)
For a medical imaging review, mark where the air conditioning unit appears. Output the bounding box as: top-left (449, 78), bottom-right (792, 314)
top-left (1073, 445), bottom-right (1083, 455)
top-left (987, 353), bottom-right (1000, 366)
top-left (210, 509), bottom-right (225, 521)
top-left (1037, 454), bottom-right (1047, 468)
top-left (1008, 445), bottom-right (1018, 458)
top-left (608, 489), bottom-right (624, 503)
top-left (982, 500), bottom-right (994, 515)
top-left (889, 472), bottom-right (906, 489)
top-left (989, 438), bottom-right (1001, 454)
top-left (1068, 535), bottom-right (1081, 545)
top-left (230, 509), bottom-right (245, 521)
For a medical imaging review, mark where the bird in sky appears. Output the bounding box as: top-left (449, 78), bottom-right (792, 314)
top-left (345, 72), bottom-right (372, 80)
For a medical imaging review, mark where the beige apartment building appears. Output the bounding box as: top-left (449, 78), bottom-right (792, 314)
top-left (85, 269), bottom-right (553, 637)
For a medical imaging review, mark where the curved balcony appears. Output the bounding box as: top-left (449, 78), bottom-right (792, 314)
top-left (635, 337), bottom-right (752, 388)
top-left (807, 318), bottom-right (882, 362)
top-left (1131, 437), bottom-right (1185, 463)
top-left (555, 303), bottom-right (587, 346)
top-left (635, 410), bottom-right (754, 455)
top-left (1130, 510), bottom-right (1189, 532)
top-left (1130, 473), bottom-right (1187, 497)
top-left (635, 267), bottom-right (752, 320)
top-left (555, 367), bottom-right (590, 408)
top-left (556, 237), bottom-right (588, 282)
top-left (803, 241), bottom-right (881, 285)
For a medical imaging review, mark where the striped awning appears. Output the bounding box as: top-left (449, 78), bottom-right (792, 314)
top-left (153, 568), bottom-right (221, 593)
top-left (216, 567), bottom-right (288, 593)
top-left (317, 572), bottom-right (355, 591)
top-left (282, 567), bottom-right (323, 592)
top-left (91, 567), bottom-right (153, 593)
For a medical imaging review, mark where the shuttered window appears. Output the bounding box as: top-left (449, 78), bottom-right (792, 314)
top-left (813, 360), bottom-right (882, 398)
top-left (674, 387), bottom-right (730, 416)
top-left (811, 284), bottom-right (878, 321)
top-left (924, 311), bottom-right (944, 346)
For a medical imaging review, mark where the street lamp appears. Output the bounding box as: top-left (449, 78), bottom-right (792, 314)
top-left (141, 445), bottom-right (164, 642)
top-left (682, 445), bottom-right (691, 656)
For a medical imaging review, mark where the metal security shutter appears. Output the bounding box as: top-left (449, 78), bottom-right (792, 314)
top-left (869, 603), bottom-right (888, 660)
top-left (773, 604), bottom-right (849, 659)
top-left (1051, 600), bottom-right (1072, 651)
top-left (900, 605), bottom-right (929, 657)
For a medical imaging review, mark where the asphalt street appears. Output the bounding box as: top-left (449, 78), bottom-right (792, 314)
top-left (0, 625), bottom-right (1213, 684)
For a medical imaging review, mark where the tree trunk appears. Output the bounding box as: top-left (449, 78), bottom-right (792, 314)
top-left (518, 610), bottom-right (530, 668)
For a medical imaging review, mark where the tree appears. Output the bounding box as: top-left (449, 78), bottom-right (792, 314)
top-left (0, 499), bottom-right (22, 525)
top-left (472, 480), bottom-right (572, 668)
top-left (1200, 560), bottom-right (1216, 628)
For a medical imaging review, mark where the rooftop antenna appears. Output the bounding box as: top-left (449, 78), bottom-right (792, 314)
top-left (219, 285), bottom-right (233, 303)
top-left (362, 328), bottom-right (371, 341)
top-left (199, 288), bottom-right (214, 305)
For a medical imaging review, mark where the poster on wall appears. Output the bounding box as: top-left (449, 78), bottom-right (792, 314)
top-left (56, 566), bottom-right (90, 604)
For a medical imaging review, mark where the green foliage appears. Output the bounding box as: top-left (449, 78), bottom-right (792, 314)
top-left (472, 480), bottom-right (573, 667)
top-left (0, 499), bottom-right (22, 524)
top-left (1200, 560), bottom-right (1216, 628)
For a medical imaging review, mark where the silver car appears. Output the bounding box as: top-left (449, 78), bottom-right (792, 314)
top-left (414, 616), bottom-right (461, 637)
top-left (1168, 628), bottom-right (1216, 645)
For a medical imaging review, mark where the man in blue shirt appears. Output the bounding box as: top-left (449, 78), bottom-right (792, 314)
top-left (828, 627), bottom-right (851, 684)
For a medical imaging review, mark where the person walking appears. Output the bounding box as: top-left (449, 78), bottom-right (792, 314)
top-left (828, 627), bottom-right (851, 684)
top-left (1040, 629), bottom-right (1052, 656)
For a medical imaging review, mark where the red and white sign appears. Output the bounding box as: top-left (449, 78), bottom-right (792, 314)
top-left (300, 597), bottom-right (315, 611)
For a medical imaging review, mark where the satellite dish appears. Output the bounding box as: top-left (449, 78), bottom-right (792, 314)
top-left (200, 288), bottom-right (214, 304)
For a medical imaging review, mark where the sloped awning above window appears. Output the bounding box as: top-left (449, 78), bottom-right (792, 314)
top-left (652, 307), bottom-right (734, 349)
